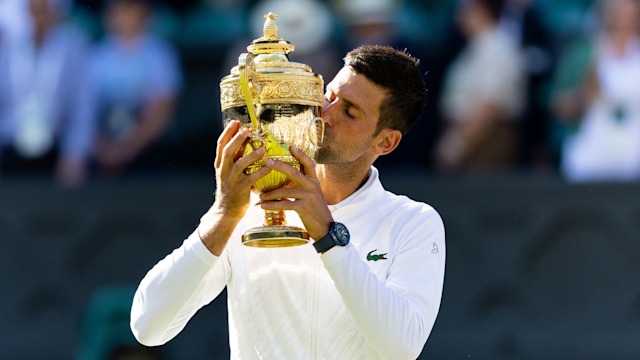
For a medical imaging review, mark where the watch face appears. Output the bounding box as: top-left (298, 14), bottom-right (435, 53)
top-left (332, 222), bottom-right (350, 246)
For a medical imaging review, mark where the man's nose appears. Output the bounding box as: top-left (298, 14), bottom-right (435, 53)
top-left (322, 101), bottom-right (336, 126)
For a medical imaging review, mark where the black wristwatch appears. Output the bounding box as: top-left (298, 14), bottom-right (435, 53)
top-left (313, 222), bottom-right (350, 253)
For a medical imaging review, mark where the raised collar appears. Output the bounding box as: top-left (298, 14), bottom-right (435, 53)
top-left (327, 166), bottom-right (385, 217)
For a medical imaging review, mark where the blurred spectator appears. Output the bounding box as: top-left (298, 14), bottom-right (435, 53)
top-left (436, 0), bottom-right (525, 173)
top-left (551, 0), bottom-right (640, 182)
top-left (331, 0), bottom-right (426, 79)
top-left (248, 0), bottom-right (342, 81)
top-left (332, 0), bottom-right (400, 50)
top-left (0, 0), bottom-right (96, 186)
top-left (499, 0), bottom-right (555, 169)
top-left (92, 0), bottom-right (181, 177)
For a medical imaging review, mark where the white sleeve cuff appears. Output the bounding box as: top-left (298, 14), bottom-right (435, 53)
top-left (186, 230), bottom-right (220, 266)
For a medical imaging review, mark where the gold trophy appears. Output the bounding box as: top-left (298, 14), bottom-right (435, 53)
top-left (219, 12), bottom-right (325, 248)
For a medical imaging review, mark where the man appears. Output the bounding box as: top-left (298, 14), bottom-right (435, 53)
top-left (131, 45), bottom-right (445, 359)
top-left (436, 0), bottom-right (525, 173)
top-left (0, 0), bottom-right (95, 186)
top-left (92, 0), bottom-right (181, 177)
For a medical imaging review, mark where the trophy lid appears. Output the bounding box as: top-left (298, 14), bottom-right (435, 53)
top-left (220, 12), bottom-right (324, 111)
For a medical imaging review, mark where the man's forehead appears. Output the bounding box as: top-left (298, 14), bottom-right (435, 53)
top-left (327, 66), bottom-right (385, 95)
top-left (327, 66), bottom-right (357, 89)
top-left (327, 66), bottom-right (386, 105)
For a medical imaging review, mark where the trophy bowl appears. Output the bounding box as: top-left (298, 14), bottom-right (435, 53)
top-left (219, 12), bottom-right (325, 248)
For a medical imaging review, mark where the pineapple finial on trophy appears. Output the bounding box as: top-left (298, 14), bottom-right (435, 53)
top-left (248, 12), bottom-right (295, 55)
top-left (263, 12), bottom-right (279, 39)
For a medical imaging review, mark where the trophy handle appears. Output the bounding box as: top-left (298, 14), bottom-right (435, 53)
top-left (238, 52), bottom-right (260, 129)
top-left (308, 116), bottom-right (325, 150)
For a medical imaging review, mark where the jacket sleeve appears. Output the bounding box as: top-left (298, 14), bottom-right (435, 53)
top-left (320, 207), bottom-right (445, 360)
top-left (130, 231), bottom-right (231, 346)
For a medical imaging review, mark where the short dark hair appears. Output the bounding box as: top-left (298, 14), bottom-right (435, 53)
top-left (343, 45), bottom-right (426, 135)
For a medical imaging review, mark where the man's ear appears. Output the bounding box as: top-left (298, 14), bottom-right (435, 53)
top-left (372, 129), bottom-right (403, 156)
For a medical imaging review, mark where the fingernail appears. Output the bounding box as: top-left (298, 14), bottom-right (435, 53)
top-left (266, 159), bottom-right (274, 166)
top-left (291, 146), bottom-right (299, 152)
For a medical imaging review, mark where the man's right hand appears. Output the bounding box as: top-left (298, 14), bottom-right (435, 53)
top-left (198, 120), bottom-right (270, 255)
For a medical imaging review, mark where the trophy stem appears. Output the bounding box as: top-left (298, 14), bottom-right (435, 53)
top-left (265, 209), bottom-right (285, 226)
top-left (241, 208), bottom-right (310, 248)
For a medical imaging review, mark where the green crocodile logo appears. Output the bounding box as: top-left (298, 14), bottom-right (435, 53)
top-left (367, 249), bottom-right (388, 261)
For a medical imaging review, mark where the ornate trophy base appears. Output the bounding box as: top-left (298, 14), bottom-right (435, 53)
top-left (242, 225), bottom-right (310, 248)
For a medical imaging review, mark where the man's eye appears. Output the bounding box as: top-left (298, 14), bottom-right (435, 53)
top-left (344, 106), bottom-right (357, 119)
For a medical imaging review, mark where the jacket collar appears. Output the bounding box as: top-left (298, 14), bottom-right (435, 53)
top-left (328, 166), bottom-right (386, 218)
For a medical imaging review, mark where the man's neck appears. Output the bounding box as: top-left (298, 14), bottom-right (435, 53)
top-left (316, 163), bottom-right (372, 205)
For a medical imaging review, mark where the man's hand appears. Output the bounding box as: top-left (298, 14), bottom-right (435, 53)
top-left (199, 120), bottom-right (270, 255)
top-left (259, 145), bottom-right (333, 240)
top-left (213, 120), bottom-right (270, 218)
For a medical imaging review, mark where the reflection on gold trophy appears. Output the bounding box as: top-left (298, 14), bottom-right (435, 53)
top-left (219, 12), bottom-right (325, 248)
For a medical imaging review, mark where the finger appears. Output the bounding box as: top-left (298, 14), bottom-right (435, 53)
top-left (221, 127), bottom-right (251, 169)
top-left (244, 165), bottom-right (271, 186)
top-left (216, 120), bottom-right (241, 168)
top-left (260, 187), bottom-right (307, 201)
top-left (260, 198), bottom-right (297, 211)
top-left (234, 146), bottom-right (266, 173)
top-left (290, 146), bottom-right (317, 179)
top-left (264, 158), bottom-right (308, 186)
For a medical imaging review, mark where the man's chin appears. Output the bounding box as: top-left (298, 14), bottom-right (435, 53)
top-left (315, 149), bottom-right (331, 164)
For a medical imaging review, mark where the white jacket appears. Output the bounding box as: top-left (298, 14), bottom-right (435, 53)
top-left (131, 167), bottom-right (446, 359)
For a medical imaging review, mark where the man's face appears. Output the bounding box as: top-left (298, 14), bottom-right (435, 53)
top-left (106, 1), bottom-right (149, 39)
top-left (316, 66), bottom-right (387, 165)
top-left (29, 0), bottom-right (55, 30)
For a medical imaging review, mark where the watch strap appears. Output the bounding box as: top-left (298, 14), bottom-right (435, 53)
top-left (313, 229), bottom-right (336, 253)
